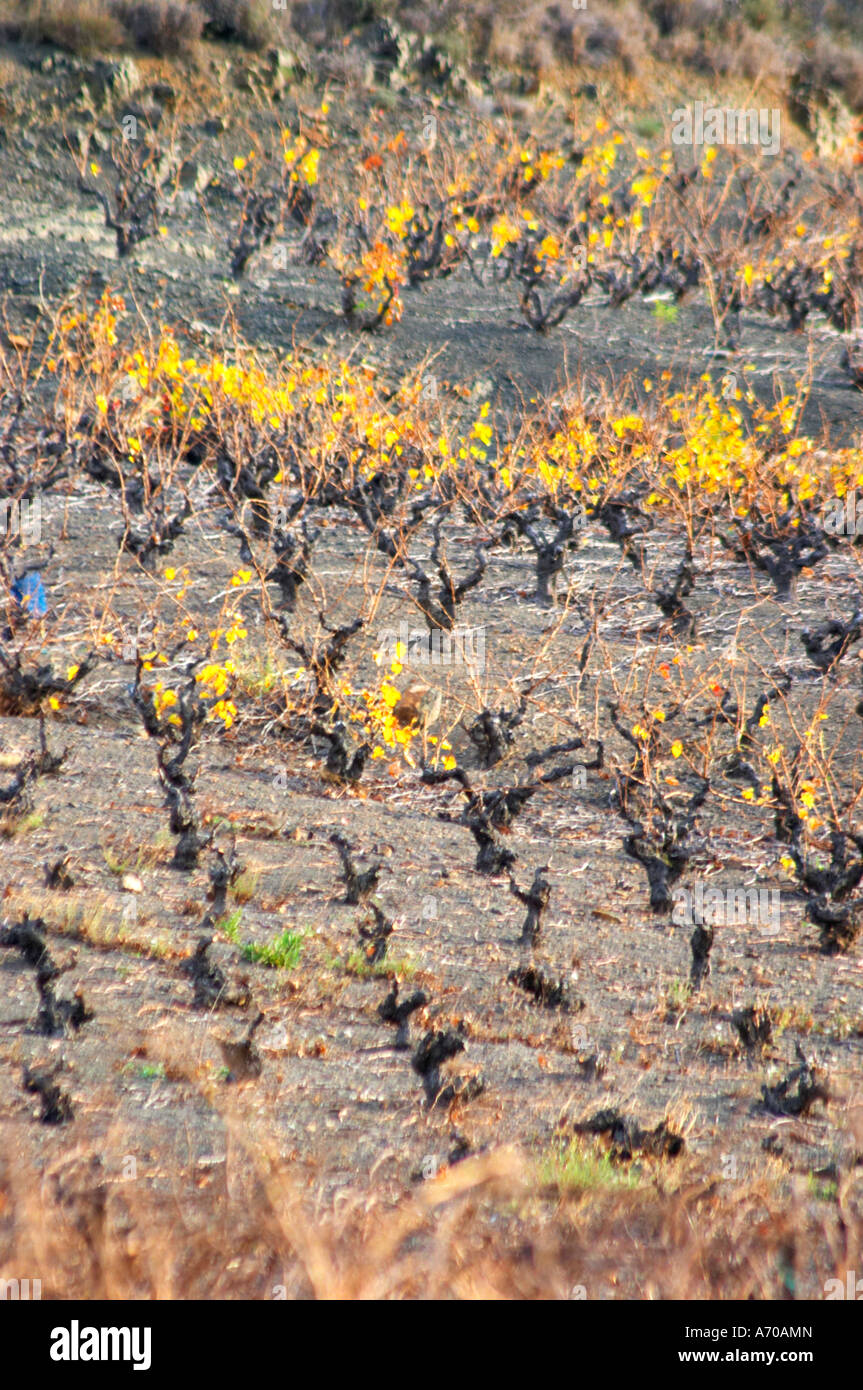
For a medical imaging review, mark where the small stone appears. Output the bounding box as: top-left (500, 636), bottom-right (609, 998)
top-left (269, 47), bottom-right (297, 72)
top-left (179, 159), bottom-right (212, 193)
top-left (86, 58), bottom-right (142, 109)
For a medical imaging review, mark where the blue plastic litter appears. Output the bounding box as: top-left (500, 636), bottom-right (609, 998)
top-left (11, 570), bottom-right (48, 618)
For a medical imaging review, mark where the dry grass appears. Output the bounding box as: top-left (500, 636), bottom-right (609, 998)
top-left (0, 0), bottom-right (264, 57)
top-left (110, 0), bottom-right (204, 56)
top-left (2, 1103), bottom-right (860, 1298)
top-left (3, 1025), bottom-right (861, 1301)
top-left (0, 0), bottom-right (126, 56)
top-left (2, 884), bottom-right (186, 960)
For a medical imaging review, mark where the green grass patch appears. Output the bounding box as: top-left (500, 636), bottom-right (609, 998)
top-left (335, 948), bottom-right (418, 980)
top-left (807, 1173), bottom-right (838, 1203)
top-left (664, 977), bottom-right (692, 1014)
top-left (538, 1139), bottom-right (643, 1193)
top-left (216, 908), bottom-right (243, 942)
top-left (651, 301), bottom-right (679, 325)
top-left (242, 929), bottom-right (303, 970)
top-left (1, 809), bottom-right (45, 838)
top-left (122, 1060), bottom-right (165, 1081)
